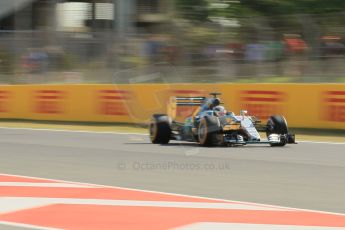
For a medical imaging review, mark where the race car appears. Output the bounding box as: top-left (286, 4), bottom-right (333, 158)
top-left (149, 93), bottom-right (296, 147)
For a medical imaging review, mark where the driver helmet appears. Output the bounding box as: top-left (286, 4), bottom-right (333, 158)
top-left (213, 105), bottom-right (227, 116)
top-left (210, 98), bottom-right (221, 109)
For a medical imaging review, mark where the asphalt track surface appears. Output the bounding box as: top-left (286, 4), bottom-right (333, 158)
top-left (0, 128), bottom-right (344, 216)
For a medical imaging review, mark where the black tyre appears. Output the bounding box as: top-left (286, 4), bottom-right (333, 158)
top-left (198, 116), bottom-right (221, 147)
top-left (266, 115), bottom-right (289, 147)
top-left (149, 114), bottom-right (172, 144)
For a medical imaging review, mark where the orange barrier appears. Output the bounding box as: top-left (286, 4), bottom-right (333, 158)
top-left (0, 84), bottom-right (344, 129)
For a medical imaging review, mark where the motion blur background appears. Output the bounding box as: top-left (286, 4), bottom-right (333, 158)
top-left (0, 0), bottom-right (345, 84)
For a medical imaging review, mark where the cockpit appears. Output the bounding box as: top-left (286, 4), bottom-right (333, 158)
top-left (213, 105), bottom-right (227, 116)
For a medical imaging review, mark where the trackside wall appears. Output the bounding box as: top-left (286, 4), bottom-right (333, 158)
top-left (0, 84), bottom-right (344, 129)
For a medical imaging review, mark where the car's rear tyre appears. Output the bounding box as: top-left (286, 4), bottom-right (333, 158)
top-left (198, 116), bottom-right (221, 147)
top-left (266, 115), bottom-right (289, 147)
top-left (150, 114), bottom-right (172, 144)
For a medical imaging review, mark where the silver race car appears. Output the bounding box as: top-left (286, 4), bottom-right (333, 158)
top-left (150, 93), bottom-right (296, 147)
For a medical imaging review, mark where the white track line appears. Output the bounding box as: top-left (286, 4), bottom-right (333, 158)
top-left (0, 173), bottom-right (344, 217)
top-left (174, 223), bottom-right (345, 230)
top-left (298, 140), bottom-right (345, 145)
top-left (0, 126), bottom-right (148, 136)
top-left (0, 197), bottom-right (286, 214)
top-left (0, 198), bottom-right (55, 214)
top-left (0, 126), bottom-right (344, 145)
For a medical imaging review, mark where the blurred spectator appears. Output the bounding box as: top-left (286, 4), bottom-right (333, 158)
top-left (144, 34), bottom-right (165, 64)
top-left (225, 41), bottom-right (245, 77)
top-left (244, 41), bottom-right (265, 76)
top-left (226, 41), bottom-right (245, 62)
top-left (22, 48), bottom-right (49, 74)
top-left (283, 34), bottom-right (308, 55)
top-left (264, 40), bottom-right (284, 62)
top-left (283, 34), bottom-right (308, 78)
top-left (320, 36), bottom-right (345, 58)
top-left (162, 44), bottom-right (178, 65)
top-left (245, 42), bottom-right (265, 62)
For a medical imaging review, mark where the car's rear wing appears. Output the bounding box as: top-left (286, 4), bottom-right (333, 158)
top-left (167, 96), bottom-right (205, 121)
top-left (175, 97), bottom-right (205, 106)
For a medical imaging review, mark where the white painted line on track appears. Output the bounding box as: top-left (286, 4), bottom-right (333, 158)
top-left (0, 221), bottom-right (60, 230)
top-left (0, 197), bottom-right (55, 214)
top-left (0, 126), bottom-right (148, 136)
top-left (0, 197), bottom-right (286, 215)
top-left (174, 223), bottom-right (345, 230)
top-left (298, 140), bottom-right (345, 145)
top-left (1, 126), bottom-right (345, 145)
top-left (1, 173), bottom-right (344, 217)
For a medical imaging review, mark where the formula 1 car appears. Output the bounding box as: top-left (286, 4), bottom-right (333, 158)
top-left (149, 93), bottom-right (296, 147)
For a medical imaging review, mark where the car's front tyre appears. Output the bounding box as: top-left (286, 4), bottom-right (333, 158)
top-left (266, 115), bottom-right (289, 147)
top-left (150, 114), bottom-right (172, 144)
top-left (198, 116), bottom-right (221, 147)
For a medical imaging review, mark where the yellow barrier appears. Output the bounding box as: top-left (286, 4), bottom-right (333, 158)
top-left (0, 84), bottom-right (345, 129)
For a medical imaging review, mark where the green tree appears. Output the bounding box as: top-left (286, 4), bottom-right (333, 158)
top-left (176, 0), bottom-right (345, 21)
top-left (240, 0), bottom-right (345, 15)
top-left (175, 0), bottom-right (209, 21)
